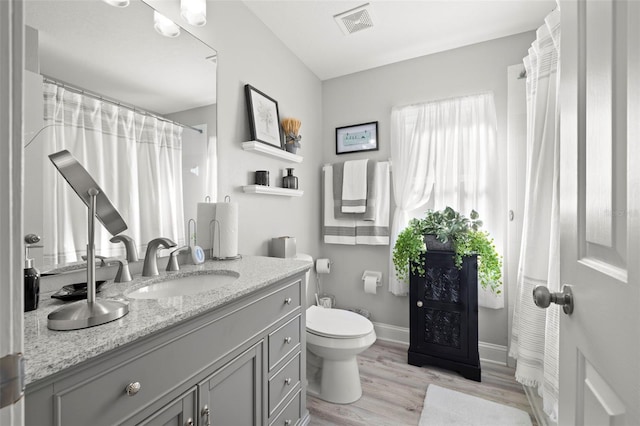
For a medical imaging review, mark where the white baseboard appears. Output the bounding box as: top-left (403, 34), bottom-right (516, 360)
top-left (372, 322), bottom-right (508, 366)
top-left (372, 322), bottom-right (410, 345)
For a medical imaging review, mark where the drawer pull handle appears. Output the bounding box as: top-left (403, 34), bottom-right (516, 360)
top-left (125, 381), bottom-right (141, 396)
top-left (285, 377), bottom-right (292, 385)
top-left (284, 297), bottom-right (292, 305)
top-left (284, 337), bottom-right (292, 344)
top-left (202, 405), bottom-right (211, 426)
top-left (285, 420), bottom-right (292, 426)
top-left (186, 418), bottom-right (194, 426)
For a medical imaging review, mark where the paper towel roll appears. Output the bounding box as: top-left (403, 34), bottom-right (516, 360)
top-left (196, 201), bottom-right (239, 258)
top-left (316, 258), bottom-right (331, 274)
top-left (364, 276), bottom-right (378, 294)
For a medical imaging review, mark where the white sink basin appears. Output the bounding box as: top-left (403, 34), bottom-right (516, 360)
top-left (126, 272), bottom-right (239, 300)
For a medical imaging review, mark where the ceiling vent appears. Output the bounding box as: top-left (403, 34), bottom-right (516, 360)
top-left (334, 3), bottom-right (374, 35)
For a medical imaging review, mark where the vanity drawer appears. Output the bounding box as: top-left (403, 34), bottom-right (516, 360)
top-left (268, 352), bottom-right (301, 416)
top-left (268, 315), bottom-right (301, 371)
top-left (259, 279), bottom-right (301, 326)
top-left (54, 347), bottom-right (184, 426)
top-left (269, 390), bottom-right (301, 426)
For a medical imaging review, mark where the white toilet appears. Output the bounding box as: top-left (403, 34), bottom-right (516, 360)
top-left (295, 254), bottom-right (377, 404)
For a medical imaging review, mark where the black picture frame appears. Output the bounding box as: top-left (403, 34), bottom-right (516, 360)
top-left (244, 84), bottom-right (283, 149)
top-left (335, 121), bottom-right (379, 155)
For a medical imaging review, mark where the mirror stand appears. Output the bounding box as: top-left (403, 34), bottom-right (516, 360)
top-left (46, 150), bottom-right (129, 331)
top-left (47, 189), bottom-right (129, 331)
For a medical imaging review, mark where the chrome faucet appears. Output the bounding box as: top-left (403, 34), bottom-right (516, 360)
top-left (110, 234), bottom-right (139, 262)
top-left (142, 237), bottom-right (177, 276)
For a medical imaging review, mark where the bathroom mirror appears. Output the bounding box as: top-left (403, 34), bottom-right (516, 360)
top-left (24, 0), bottom-right (217, 269)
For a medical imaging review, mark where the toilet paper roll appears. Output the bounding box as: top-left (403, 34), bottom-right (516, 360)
top-left (364, 276), bottom-right (378, 294)
top-left (316, 258), bottom-right (331, 274)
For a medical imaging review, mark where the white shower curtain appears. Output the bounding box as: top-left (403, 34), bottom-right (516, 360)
top-left (389, 93), bottom-right (499, 297)
top-left (42, 82), bottom-right (185, 264)
top-left (509, 8), bottom-right (561, 422)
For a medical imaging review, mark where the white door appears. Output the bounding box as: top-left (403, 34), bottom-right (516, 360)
top-left (558, 0), bottom-right (640, 424)
top-left (0, 0), bottom-right (25, 425)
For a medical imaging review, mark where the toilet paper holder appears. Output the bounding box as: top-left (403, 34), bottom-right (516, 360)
top-left (362, 270), bottom-right (382, 287)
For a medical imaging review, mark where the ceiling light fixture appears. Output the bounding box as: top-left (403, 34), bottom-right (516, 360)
top-left (154, 11), bottom-right (181, 38)
top-left (101, 0), bottom-right (130, 7)
top-left (181, 0), bottom-right (207, 27)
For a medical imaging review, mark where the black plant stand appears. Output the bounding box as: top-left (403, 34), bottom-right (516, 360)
top-left (408, 250), bottom-right (481, 381)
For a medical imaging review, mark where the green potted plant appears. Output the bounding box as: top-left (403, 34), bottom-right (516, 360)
top-left (392, 207), bottom-right (502, 295)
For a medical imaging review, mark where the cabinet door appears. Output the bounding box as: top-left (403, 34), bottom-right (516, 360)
top-left (198, 343), bottom-right (263, 426)
top-left (137, 389), bottom-right (196, 426)
top-left (411, 253), bottom-right (477, 362)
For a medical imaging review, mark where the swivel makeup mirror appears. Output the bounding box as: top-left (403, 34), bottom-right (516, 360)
top-left (47, 149), bottom-right (129, 330)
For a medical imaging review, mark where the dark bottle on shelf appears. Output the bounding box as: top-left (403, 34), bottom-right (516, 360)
top-left (283, 168), bottom-right (298, 190)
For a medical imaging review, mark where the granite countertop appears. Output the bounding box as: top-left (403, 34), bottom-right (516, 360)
top-left (24, 255), bottom-right (311, 386)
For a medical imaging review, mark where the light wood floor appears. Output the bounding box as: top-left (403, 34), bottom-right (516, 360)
top-left (307, 340), bottom-right (536, 426)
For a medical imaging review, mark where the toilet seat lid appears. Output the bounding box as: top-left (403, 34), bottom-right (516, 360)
top-left (306, 305), bottom-right (374, 338)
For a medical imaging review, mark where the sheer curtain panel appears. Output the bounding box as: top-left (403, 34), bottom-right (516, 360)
top-left (389, 92), bottom-right (498, 296)
top-left (508, 9), bottom-right (561, 421)
top-left (41, 82), bottom-right (185, 264)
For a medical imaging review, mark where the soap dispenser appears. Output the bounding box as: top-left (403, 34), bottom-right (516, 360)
top-left (24, 234), bottom-right (42, 312)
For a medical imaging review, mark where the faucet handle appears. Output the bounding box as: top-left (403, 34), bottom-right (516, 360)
top-left (110, 234), bottom-right (139, 263)
top-left (166, 246), bottom-right (189, 272)
top-left (107, 258), bottom-right (132, 283)
top-left (82, 255), bottom-right (109, 267)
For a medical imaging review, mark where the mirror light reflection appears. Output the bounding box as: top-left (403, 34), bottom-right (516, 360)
top-left (23, 0), bottom-right (218, 270)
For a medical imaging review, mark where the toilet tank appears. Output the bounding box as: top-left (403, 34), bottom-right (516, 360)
top-left (294, 253), bottom-right (315, 307)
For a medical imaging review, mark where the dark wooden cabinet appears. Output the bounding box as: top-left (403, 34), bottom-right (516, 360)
top-left (408, 251), bottom-right (481, 381)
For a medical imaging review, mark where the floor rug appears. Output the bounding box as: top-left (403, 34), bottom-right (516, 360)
top-left (418, 384), bottom-right (533, 426)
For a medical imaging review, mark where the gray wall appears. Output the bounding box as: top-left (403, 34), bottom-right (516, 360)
top-left (319, 32), bottom-right (535, 348)
top-left (148, 1), bottom-right (324, 260)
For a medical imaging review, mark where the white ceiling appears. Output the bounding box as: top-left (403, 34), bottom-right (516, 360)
top-left (243, 0), bottom-right (557, 81)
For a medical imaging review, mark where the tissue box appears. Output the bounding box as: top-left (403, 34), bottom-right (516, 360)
top-left (270, 237), bottom-right (296, 258)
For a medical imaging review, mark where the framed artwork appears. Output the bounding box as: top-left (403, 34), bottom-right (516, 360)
top-left (335, 121), bottom-right (378, 155)
top-left (244, 84), bottom-right (283, 149)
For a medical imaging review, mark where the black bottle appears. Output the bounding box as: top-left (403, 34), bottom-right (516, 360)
top-left (24, 256), bottom-right (40, 312)
top-left (283, 168), bottom-right (298, 190)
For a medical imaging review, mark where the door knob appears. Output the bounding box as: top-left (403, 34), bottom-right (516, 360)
top-left (533, 285), bottom-right (574, 315)
top-left (416, 301), bottom-right (423, 308)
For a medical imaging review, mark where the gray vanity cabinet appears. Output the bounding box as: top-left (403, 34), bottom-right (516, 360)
top-left (25, 274), bottom-right (308, 426)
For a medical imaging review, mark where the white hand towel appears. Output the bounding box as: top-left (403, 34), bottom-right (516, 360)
top-left (356, 162), bottom-right (390, 245)
top-left (342, 159), bottom-right (368, 213)
top-left (323, 165), bottom-right (356, 244)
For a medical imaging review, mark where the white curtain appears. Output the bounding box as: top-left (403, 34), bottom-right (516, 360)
top-left (509, 8), bottom-right (561, 422)
top-left (42, 82), bottom-right (185, 264)
top-left (389, 92), bottom-right (498, 296)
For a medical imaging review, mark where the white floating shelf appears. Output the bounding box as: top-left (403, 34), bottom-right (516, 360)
top-left (242, 185), bottom-right (304, 197)
top-left (242, 141), bottom-right (303, 163)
